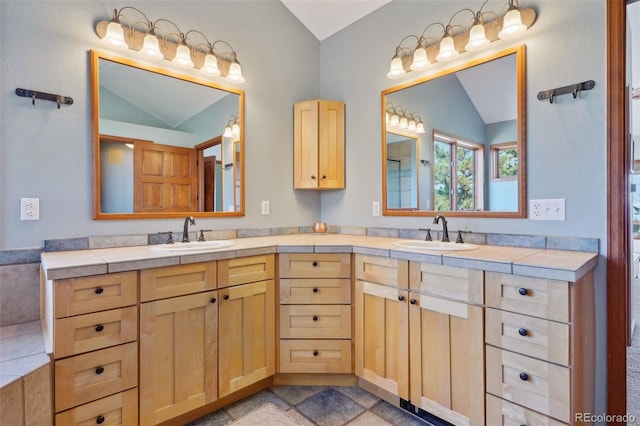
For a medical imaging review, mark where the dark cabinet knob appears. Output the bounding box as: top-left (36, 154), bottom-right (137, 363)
top-left (95, 366), bottom-right (105, 375)
top-left (210, 297), bottom-right (217, 304)
top-left (518, 328), bottom-right (528, 336)
top-left (313, 350), bottom-right (318, 356)
top-left (96, 415), bottom-right (105, 424)
top-left (95, 324), bottom-right (104, 332)
top-left (398, 295), bottom-right (405, 301)
top-left (410, 298), bottom-right (416, 305)
top-left (312, 315), bottom-right (318, 321)
top-left (519, 372), bottom-right (529, 381)
top-left (311, 175), bottom-right (316, 180)
top-left (518, 288), bottom-right (529, 296)
top-left (312, 287), bottom-right (318, 293)
top-left (312, 261), bottom-right (318, 267)
top-left (321, 175), bottom-right (327, 179)
top-left (223, 294), bottom-right (229, 300)
top-left (94, 287), bottom-right (104, 295)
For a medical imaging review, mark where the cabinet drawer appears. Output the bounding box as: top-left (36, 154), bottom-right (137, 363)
top-left (486, 346), bottom-right (570, 423)
top-left (280, 278), bottom-right (351, 304)
top-left (279, 253), bottom-right (350, 279)
top-left (485, 272), bottom-right (569, 322)
top-left (280, 305), bottom-right (351, 338)
top-left (55, 388), bottom-right (138, 426)
top-left (409, 263), bottom-right (483, 304)
top-left (140, 262), bottom-right (216, 301)
top-left (486, 393), bottom-right (566, 426)
top-left (54, 272), bottom-right (137, 318)
top-left (54, 342), bottom-right (138, 412)
top-left (279, 339), bottom-right (351, 373)
top-left (485, 308), bottom-right (569, 365)
top-left (54, 306), bottom-right (137, 358)
top-left (218, 254), bottom-right (275, 288)
top-left (354, 255), bottom-right (408, 288)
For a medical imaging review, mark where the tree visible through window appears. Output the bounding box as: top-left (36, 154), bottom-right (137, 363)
top-left (432, 133), bottom-right (483, 211)
top-left (491, 142), bottom-right (518, 181)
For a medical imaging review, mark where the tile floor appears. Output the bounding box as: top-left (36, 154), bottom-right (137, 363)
top-left (188, 386), bottom-right (434, 426)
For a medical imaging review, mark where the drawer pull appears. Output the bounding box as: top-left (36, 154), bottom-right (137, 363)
top-left (312, 261), bottom-right (318, 267)
top-left (96, 415), bottom-right (105, 424)
top-left (410, 298), bottom-right (417, 305)
top-left (210, 297), bottom-right (217, 304)
top-left (223, 294), bottom-right (230, 300)
top-left (94, 287), bottom-right (104, 295)
top-left (518, 328), bottom-right (528, 336)
top-left (519, 372), bottom-right (529, 381)
top-left (95, 324), bottom-right (104, 332)
top-left (313, 350), bottom-right (318, 356)
top-left (312, 287), bottom-right (319, 293)
top-left (95, 366), bottom-right (105, 375)
top-left (398, 295), bottom-right (405, 301)
top-left (312, 315), bottom-right (318, 321)
top-left (518, 287), bottom-right (529, 296)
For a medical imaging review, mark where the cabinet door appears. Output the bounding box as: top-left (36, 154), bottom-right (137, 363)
top-left (317, 100), bottom-right (344, 189)
top-left (354, 280), bottom-right (409, 399)
top-left (139, 291), bottom-right (218, 425)
top-left (409, 293), bottom-right (484, 426)
top-left (219, 280), bottom-right (275, 397)
top-left (294, 100), bottom-right (319, 188)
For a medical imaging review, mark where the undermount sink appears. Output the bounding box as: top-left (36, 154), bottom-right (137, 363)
top-left (151, 240), bottom-right (234, 253)
top-left (393, 240), bottom-right (478, 251)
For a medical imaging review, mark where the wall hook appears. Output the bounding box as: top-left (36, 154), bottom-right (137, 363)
top-left (15, 88), bottom-right (73, 108)
top-left (537, 80), bottom-right (595, 103)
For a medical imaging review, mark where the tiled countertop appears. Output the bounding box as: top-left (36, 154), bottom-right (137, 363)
top-left (41, 234), bottom-right (599, 283)
top-left (0, 320), bottom-right (49, 389)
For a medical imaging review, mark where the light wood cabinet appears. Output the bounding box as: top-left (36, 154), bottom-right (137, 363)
top-left (139, 290), bottom-right (218, 425)
top-left (279, 253), bottom-right (352, 374)
top-left (354, 255), bottom-right (409, 399)
top-left (218, 255), bottom-right (276, 397)
top-left (45, 271), bottom-right (139, 423)
top-left (293, 99), bottom-right (345, 189)
top-left (484, 271), bottom-right (595, 425)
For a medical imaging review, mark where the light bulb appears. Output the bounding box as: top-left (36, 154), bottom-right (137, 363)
top-left (172, 43), bottom-right (194, 68)
top-left (410, 47), bottom-right (430, 71)
top-left (103, 21), bottom-right (127, 49)
top-left (140, 34), bottom-right (161, 58)
top-left (201, 54), bottom-right (221, 76)
top-left (416, 122), bottom-right (426, 133)
top-left (408, 120), bottom-right (416, 131)
top-left (223, 126), bottom-right (233, 138)
top-left (390, 114), bottom-right (399, 126)
top-left (386, 55), bottom-right (406, 79)
top-left (386, 112), bottom-right (390, 123)
top-left (465, 23), bottom-right (490, 51)
top-left (436, 35), bottom-right (458, 61)
top-left (232, 122), bottom-right (240, 137)
top-left (399, 117), bottom-right (408, 129)
top-left (227, 60), bottom-right (245, 83)
top-left (499, 8), bottom-right (527, 39)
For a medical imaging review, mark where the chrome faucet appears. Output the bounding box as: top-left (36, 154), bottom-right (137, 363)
top-left (433, 214), bottom-right (449, 242)
top-left (182, 216), bottom-right (196, 243)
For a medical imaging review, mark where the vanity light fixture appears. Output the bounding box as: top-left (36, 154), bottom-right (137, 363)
top-left (387, 0), bottom-right (535, 79)
top-left (386, 103), bottom-right (425, 134)
top-left (96, 7), bottom-right (245, 83)
top-left (224, 115), bottom-right (241, 138)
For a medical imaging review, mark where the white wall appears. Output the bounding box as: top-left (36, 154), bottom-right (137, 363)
top-left (318, 0), bottom-right (607, 417)
top-left (0, 0), bottom-right (321, 248)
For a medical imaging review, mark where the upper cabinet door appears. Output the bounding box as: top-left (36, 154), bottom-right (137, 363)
top-left (294, 100), bottom-right (345, 190)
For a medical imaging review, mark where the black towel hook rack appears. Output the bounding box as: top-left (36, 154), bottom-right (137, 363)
top-left (15, 88), bottom-right (73, 109)
top-left (537, 80), bottom-right (595, 104)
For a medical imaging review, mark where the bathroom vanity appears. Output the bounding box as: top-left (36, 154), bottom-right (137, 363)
top-left (40, 234), bottom-right (598, 425)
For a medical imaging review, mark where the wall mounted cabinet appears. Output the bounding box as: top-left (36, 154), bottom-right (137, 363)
top-left (293, 99), bottom-right (345, 189)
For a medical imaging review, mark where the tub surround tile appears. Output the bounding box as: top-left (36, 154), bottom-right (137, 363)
top-left (0, 374), bottom-right (21, 389)
top-left (0, 352), bottom-right (50, 377)
top-left (0, 249), bottom-right (41, 265)
top-left (0, 263), bottom-right (40, 326)
top-left (0, 320), bottom-right (46, 362)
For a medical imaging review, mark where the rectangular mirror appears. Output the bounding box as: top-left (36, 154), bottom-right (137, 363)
top-left (91, 50), bottom-right (244, 219)
top-left (382, 45), bottom-right (526, 217)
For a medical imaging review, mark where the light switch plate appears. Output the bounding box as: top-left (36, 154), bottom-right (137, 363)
top-left (529, 198), bottom-right (565, 221)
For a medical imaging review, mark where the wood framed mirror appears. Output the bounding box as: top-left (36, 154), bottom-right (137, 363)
top-left (91, 50), bottom-right (244, 219)
top-left (381, 45), bottom-right (526, 217)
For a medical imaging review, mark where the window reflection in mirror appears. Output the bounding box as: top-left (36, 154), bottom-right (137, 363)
top-left (91, 50), bottom-right (244, 219)
top-left (381, 45), bottom-right (526, 218)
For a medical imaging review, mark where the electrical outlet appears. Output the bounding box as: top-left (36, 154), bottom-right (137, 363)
top-left (529, 198), bottom-right (565, 221)
top-left (20, 198), bottom-right (40, 221)
top-left (261, 200), bottom-right (270, 215)
top-left (372, 201), bottom-right (381, 216)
